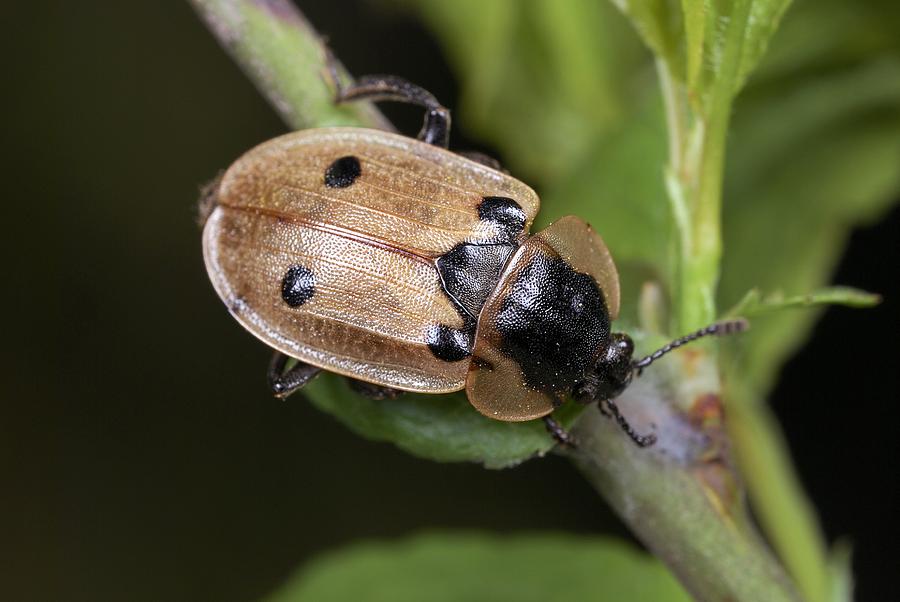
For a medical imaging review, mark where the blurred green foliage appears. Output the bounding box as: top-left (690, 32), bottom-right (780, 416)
top-left (264, 533), bottom-right (691, 602)
top-left (405, 0), bottom-right (648, 183)
top-left (723, 48), bottom-right (900, 395)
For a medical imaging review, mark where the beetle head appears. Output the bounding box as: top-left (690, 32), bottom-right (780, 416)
top-left (571, 333), bottom-right (635, 403)
top-left (572, 319), bottom-right (750, 404)
top-left (569, 319), bottom-right (748, 447)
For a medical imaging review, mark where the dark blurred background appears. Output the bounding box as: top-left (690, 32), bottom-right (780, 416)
top-left (1, 2), bottom-right (896, 601)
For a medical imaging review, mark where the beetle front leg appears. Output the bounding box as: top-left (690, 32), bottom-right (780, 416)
top-left (326, 60), bottom-right (450, 148)
top-left (598, 399), bottom-right (657, 447)
top-left (268, 352), bottom-right (321, 399)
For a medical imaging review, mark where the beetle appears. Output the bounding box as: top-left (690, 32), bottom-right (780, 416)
top-left (201, 73), bottom-right (746, 446)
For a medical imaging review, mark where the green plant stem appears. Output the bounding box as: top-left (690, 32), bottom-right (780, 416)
top-left (663, 0), bottom-right (753, 334)
top-left (657, 59), bottom-right (686, 178)
top-left (658, 61), bottom-right (693, 329)
top-left (191, 2), bottom-right (801, 599)
top-left (656, 2), bottom-right (833, 598)
top-left (189, 0), bottom-right (391, 131)
top-left (660, 59), bottom-right (723, 335)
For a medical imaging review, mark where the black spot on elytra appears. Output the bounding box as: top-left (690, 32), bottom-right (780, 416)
top-left (324, 156), bottom-right (361, 188)
top-left (281, 264), bottom-right (316, 307)
top-left (495, 253), bottom-right (610, 394)
top-left (426, 324), bottom-right (473, 362)
top-left (478, 196), bottom-right (526, 242)
top-left (437, 242), bottom-right (515, 319)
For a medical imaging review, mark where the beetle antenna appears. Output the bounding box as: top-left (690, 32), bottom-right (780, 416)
top-left (633, 318), bottom-right (749, 371)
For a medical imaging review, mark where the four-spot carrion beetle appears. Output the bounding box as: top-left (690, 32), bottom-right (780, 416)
top-left (201, 74), bottom-right (747, 446)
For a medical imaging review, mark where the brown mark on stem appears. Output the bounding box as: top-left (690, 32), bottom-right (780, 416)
top-left (678, 347), bottom-right (704, 378)
top-left (685, 392), bottom-right (740, 519)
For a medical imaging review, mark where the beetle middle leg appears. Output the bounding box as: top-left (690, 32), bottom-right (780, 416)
top-left (543, 415), bottom-right (577, 448)
top-left (268, 352), bottom-right (321, 399)
top-left (346, 378), bottom-right (404, 400)
top-left (326, 61), bottom-right (450, 148)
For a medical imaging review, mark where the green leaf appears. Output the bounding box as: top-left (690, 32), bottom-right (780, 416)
top-left (611, 0), bottom-right (790, 102)
top-left (731, 0), bottom-right (794, 93)
top-left (611, 0), bottom-right (683, 73)
top-left (303, 375), bottom-right (581, 469)
top-left (727, 286), bottom-right (881, 318)
top-left (610, 0), bottom-right (792, 100)
top-left (264, 533), bottom-right (691, 602)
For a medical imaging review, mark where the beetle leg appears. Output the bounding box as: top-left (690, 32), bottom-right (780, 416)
top-left (196, 171), bottom-right (223, 228)
top-left (543, 415), bottom-right (577, 448)
top-left (267, 352), bottom-right (321, 399)
top-left (347, 378), bottom-right (404, 400)
top-left (327, 62), bottom-right (450, 148)
top-left (598, 399), bottom-right (657, 447)
top-left (456, 151), bottom-right (507, 173)
top-left (597, 402), bottom-right (612, 418)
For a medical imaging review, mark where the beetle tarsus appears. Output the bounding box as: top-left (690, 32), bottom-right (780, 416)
top-left (599, 399), bottom-right (656, 447)
top-left (347, 378), bottom-right (404, 400)
top-left (330, 72), bottom-right (451, 149)
top-left (267, 352), bottom-right (321, 399)
top-left (543, 415), bottom-right (577, 448)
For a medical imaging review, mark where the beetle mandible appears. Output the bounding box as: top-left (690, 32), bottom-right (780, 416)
top-left (201, 72), bottom-right (747, 446)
